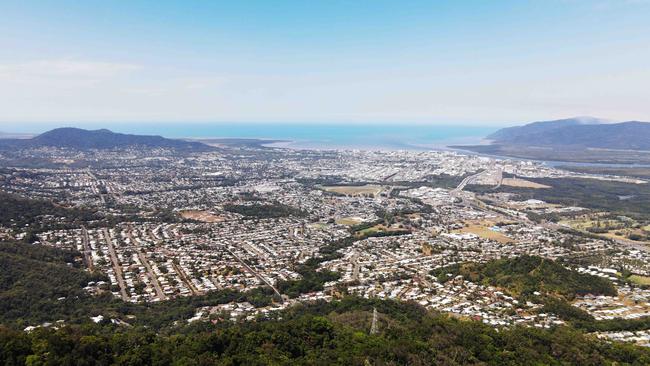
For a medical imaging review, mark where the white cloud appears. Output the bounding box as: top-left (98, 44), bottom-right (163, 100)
top-left (0, 56), bottom-right (648, 124)
top-left (121, 76), bottom-right (227, 96)
top-left (0, 59), bottom-right (139, 83)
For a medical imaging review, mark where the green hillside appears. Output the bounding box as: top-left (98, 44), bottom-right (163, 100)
top-left (432, 255), bottom-right (617, 300)
top-left (2, 297), bottom-right (650, 365)
top-left (0, 242), bottom-right (107, 324)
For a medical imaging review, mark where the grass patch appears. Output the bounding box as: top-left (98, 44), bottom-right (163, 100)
top-left (335, 217), bottom-right (364, 226)
top-left (453, 221), bottom-right (513, 243)
top-left (353, 224), bottom-right (410, 239)
top-left (501, 178), bottom-right (550, 189)
top-left (629, 275), bottom-right (650, 286)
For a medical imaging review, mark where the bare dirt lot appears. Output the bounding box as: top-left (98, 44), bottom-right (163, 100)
top-left (501, 178), bottom-right (551, 189)
top-left (453, 220), bottom-right (513, 244)
top-left (335, 217), bottom-right (364, 226)
top-left (179, 210), bottom-right (224, 223)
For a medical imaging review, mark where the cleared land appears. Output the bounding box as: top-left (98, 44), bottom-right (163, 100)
top-left (629, 275), bottom-right (650, 286)
top-left (179, 210), bottom-right (224, 223)
top-left (469, 177), bottom-right (650, 221)
top-left (355, 224), bottom-right (406, 238)
top-left (335, 217), bottom-right (364, 226)
top-left (501, 178), bottom-right (550, 189)
top-left (453, 220), bottom-right (513, 244)
top-left (322, 185), bottom-right (383, 196)
top-left (560, 216), bottom-right (649, 243)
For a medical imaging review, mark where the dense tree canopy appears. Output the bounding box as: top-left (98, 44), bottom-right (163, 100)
top-left (224, 203), bottom-right (307, 219)
top-left (2, 297), bottom-right (650, 365)
top-left (432, 255), bottom-right (617, 300)
top-left (3, 242), bottom-right (650, 365)
top-left (0, 191), bottom-right (98, 229)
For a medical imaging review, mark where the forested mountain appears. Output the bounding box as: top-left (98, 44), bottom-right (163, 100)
top-left (2, 295), bottom-right (650, 365)
top-left (0, 127), bottom-right (212, 151)
top-left (488, 117), bottom-right (650, 150)
top-left (0, 241), bottom-right (106, 324)
top-left (487, 117), bottom-right (607, 142)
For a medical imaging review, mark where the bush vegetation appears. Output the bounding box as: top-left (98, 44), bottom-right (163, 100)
top-left (431, 255), bottom-right (617, 300)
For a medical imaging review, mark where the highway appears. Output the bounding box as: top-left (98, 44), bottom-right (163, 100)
top-left (492, 167), bottom-right (504, 190)
top-left (458, 180), bottom-right (650, 256)
top-left (452, 170), bottom-right (487, 194)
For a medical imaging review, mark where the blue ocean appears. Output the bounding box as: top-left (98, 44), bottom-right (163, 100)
top-left (5, 123), bottom-right (498, 151)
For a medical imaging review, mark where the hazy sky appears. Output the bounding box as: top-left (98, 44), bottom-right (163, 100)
top-left (1, 0), bottom-right (649, 127)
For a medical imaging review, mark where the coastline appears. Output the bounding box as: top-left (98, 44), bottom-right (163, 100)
top-left (450, 145), bottom-right (650, 168)
top-left (186, 131), bottom-right (494, 152)
top-left (188, 134), bottom-right (650, 169)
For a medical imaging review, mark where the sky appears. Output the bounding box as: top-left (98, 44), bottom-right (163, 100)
top-left (0, 0), bottom-right (649, 129)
